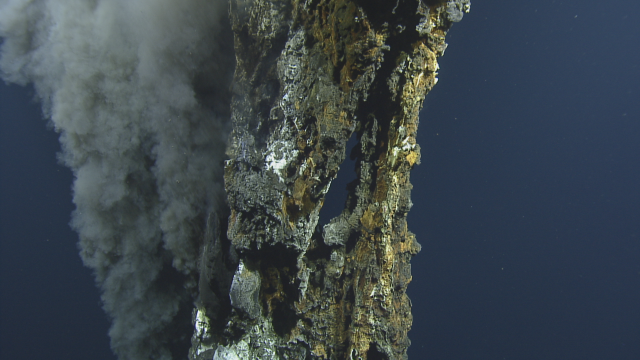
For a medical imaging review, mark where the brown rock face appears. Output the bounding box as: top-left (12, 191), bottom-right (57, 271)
top-left (190, 0), bottom-right (469, 359)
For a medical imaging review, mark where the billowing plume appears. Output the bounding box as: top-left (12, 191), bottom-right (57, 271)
top-left (0, 0), bottom-right (234, 358)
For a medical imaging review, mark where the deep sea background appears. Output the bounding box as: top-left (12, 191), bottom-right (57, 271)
top-left (2, 0), bottom-right (640, 359)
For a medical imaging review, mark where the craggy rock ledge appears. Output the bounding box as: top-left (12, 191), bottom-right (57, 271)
top-left (190, 0), bottom-right (469, 359)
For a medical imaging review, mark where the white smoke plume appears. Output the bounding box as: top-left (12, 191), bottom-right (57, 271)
top-left (0, 0), bottom-right (234, 358)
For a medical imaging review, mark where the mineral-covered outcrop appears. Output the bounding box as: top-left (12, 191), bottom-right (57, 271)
top-left (190, 1), bottom-right (469, 359)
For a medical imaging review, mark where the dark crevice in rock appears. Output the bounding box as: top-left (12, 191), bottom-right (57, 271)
top-left (306, 230), bottom-right (336, 261)
top-left (245, 244), bottom-right (301, 334)
top-left (367, 342), bottom-right (389, 360)
top-left (272, 300), bottom-right (298, 337)
top-left (345, 231), bottom-right (359, 253)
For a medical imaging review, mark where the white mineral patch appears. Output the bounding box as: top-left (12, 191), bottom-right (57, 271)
top-left (194, 309), bottom-right (210, 337)
top-left (194, 309), bottom-right (215, 355)
top-left (213, 345), bottom-right (240, 360)
top-left (298, 266), bottom-right (311, 299)
top-left (265, 139), bottom-right (297, 182)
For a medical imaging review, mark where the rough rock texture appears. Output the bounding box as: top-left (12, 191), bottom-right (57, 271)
top-left (190, 0), bottom-right (469, 359)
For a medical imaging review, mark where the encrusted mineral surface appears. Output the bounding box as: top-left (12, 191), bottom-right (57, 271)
top-left (190, 0), bottom-right (469, 359)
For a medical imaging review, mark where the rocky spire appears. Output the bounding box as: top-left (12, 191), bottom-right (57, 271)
top-left (190, 1), bottom-right (469, 358)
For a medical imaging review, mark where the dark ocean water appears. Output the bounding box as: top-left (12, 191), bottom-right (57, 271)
top-left (407, 1), bottom-right (640, 359)
top-left (1, 1), bottom-right (639, 359)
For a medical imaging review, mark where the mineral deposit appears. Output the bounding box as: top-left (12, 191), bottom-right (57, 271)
top-left (190, 1), bottom-right (469, 359)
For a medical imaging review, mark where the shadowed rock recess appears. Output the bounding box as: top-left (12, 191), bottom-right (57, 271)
top-left (190, 0), bottom-right (469, 359)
